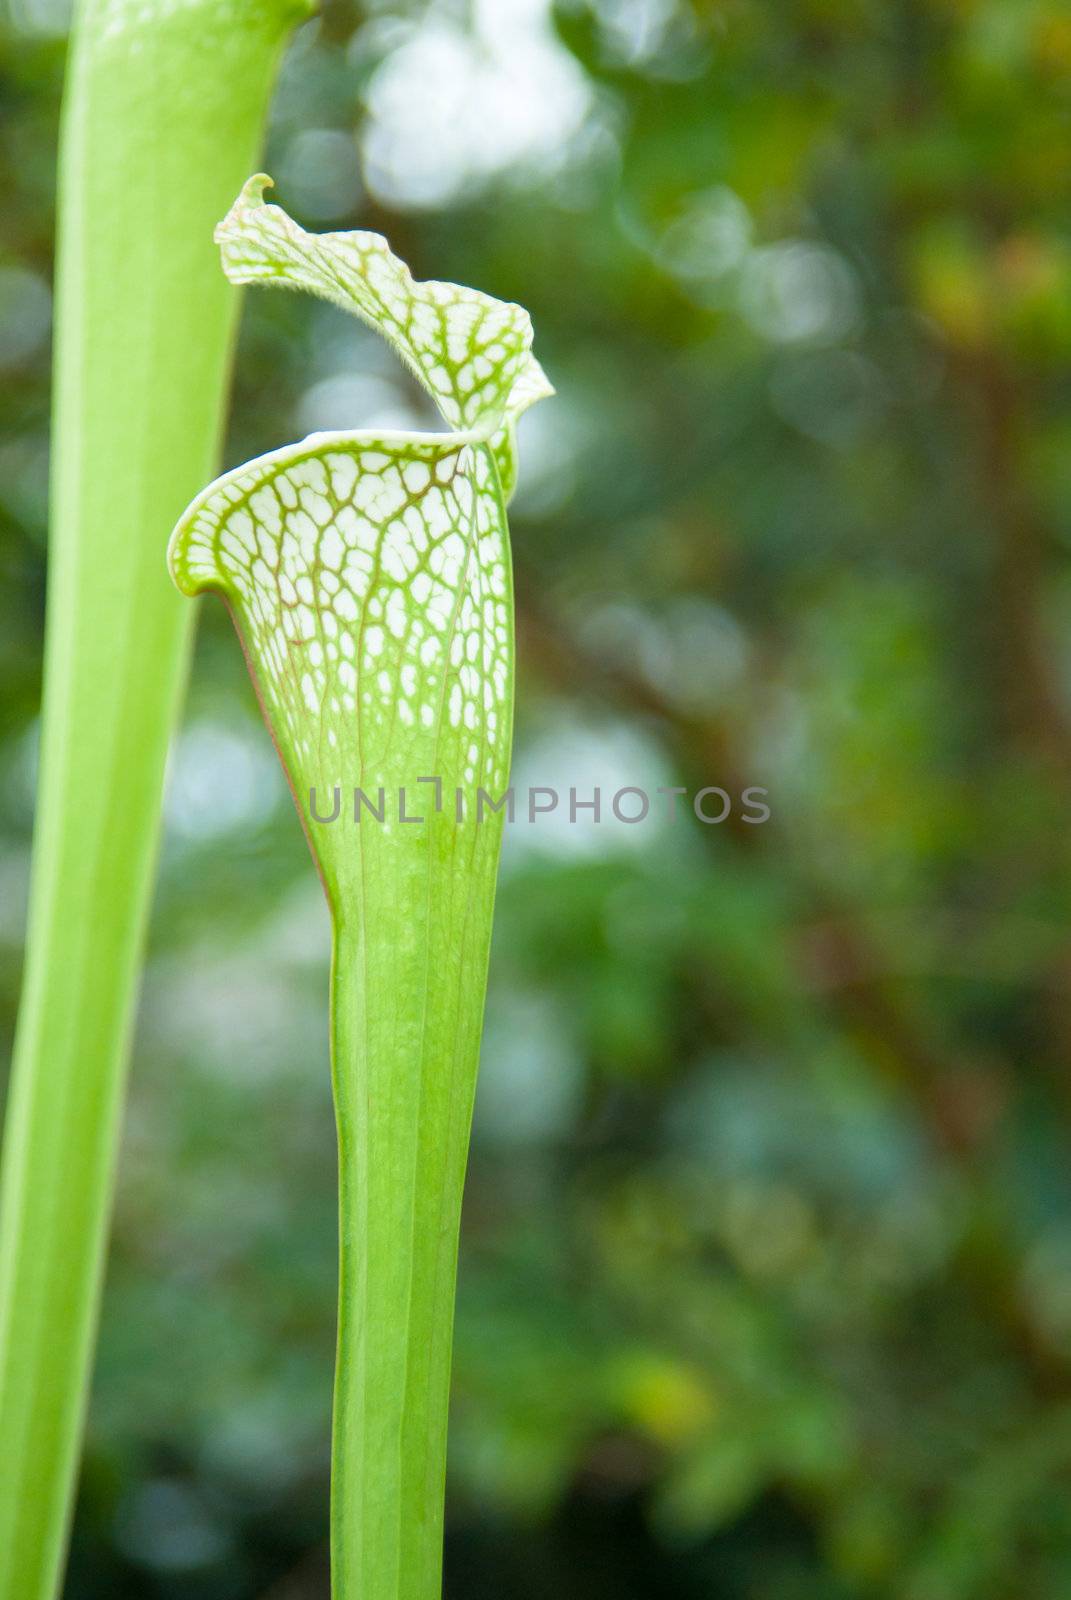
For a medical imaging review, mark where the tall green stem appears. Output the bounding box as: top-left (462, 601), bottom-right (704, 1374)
top-left (0, 4), bottom-right (305, 1595)
top-left (329, 873), bottom-right (498, 1596)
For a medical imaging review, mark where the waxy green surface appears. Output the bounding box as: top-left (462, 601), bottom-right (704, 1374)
top-left (0, 12), bottom-right (304, 1600)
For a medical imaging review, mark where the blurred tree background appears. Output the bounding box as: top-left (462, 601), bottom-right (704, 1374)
top-left (4, 0), bottom-right (1071, 1595)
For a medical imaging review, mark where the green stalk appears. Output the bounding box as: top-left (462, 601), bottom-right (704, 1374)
top-left (330, 862), bottom-right (499, 1593)
top-left (0, 5), bottom-right (305, 1595)
top-left (168, 181), bottom-right (550, 1596)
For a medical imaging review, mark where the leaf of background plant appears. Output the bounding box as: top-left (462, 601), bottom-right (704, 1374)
top-left (0, 8), bottom-right (307, 1598)
top-left (168, 178), bottom-right (551, 1599)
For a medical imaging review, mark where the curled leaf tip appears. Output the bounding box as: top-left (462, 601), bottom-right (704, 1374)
top-left (210, 175), bottom-right (550, 467)
top-left (214, 172), bottom-right (273, 245)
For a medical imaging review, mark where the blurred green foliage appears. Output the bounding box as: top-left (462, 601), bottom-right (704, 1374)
top-left (4, 0), bottom-right (1071, 1595)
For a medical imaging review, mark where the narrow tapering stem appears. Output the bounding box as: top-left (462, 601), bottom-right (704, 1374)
top-left (329, 909), bottom-right (484, 1600)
